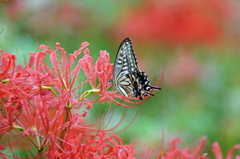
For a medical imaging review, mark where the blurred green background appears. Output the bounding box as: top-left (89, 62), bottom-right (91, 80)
top-left (1, 0), bottom-right (240, 158)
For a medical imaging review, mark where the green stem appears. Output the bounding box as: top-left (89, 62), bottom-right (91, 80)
top-left (57, 89), bottom-right (100, 153)
top-left (1, 79), bottom-right (10, 84)
top-left (58, 105), bottom-right (71, 153)
top-left (12, 125), bottom-right (24, 131)
top-left (77, 89), bottom-right (100, 102)
top-left (38, 148), bottom-right (43, 159)
top-left (12, 125), bottom-right (39, 149)
top-left (41, 86), bottom-right (58, 97)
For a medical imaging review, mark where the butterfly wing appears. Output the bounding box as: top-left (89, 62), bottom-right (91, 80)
top-left (112, 38), bottom-right (161, 99)
top-left (115, 74), bottom-right (132, 97)
top-left (111, 38), bottom-right (135, 97)
top-left (124, 38), bottom-right (139, 74)
top-left (113, 38), bottom-right (132, 80)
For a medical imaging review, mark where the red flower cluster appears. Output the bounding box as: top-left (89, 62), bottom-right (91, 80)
top-left (139, 136), bottom-right (240, 159)
top-left (50, 133), bottom-right (138, 158)
top-left (5, 1), bottom-right (86, 35)
top-left (114, 0), bottom-right (235, 45)
top-left (160, 137), bottom-right (207, 159)
top-left (0, 42), bottom-right (162, 158)
top-left (212, 142), bottom-right (240, 159)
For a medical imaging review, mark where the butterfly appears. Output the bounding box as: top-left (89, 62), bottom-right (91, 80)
top-left (110, 38), bottom-right (161, 100)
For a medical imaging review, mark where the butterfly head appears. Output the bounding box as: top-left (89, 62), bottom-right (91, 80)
top-left (109, 79), bottom-right (116, 87)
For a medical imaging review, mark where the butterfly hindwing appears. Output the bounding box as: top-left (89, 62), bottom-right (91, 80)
top-left (115, 74), bottom-right (132, 97)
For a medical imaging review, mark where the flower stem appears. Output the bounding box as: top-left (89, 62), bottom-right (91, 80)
top-left (77, 89), bottom-right (100, 102)
top-left (58, 103), bottom-right (71, 153)
top-left (1, 79), bottom-right (10, 84)
top-left (12, 125), bottom-right (24, 131)
top-left (38, 148), bottom-right (43, 159)
top-left (41, 86), bottom-right (58, 97)
top-left (12, 125), bottom-right (39, 149)
top-left (58, 89), bottom-right (100, 153)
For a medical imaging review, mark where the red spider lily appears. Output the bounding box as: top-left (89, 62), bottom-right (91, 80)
top-left (46, 132), bottom-right (138, 158)
top-left (47, 42), bottom-right (91, 109)
top-left (114, 0), bottom-right (235, 45)
top-left (0, 50), bottom-right (20, 133)
top-left (138, 136), bottom-right (207, 159)
top-left (5, 1), bottom-right (87, 36)
top-left (212, 142), bottom-right (240, 159)
top-left (159, 136), bottom-right (207, 159)
top-left (139, 136), bottom-right (240, 159)
top-left (0, 50), bottom-right (16, 81)
top-left (0, 40), bottom-right (162, 158)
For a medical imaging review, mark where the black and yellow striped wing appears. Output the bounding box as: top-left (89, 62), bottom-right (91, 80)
top-left (113, 38), bottom-right (133, 80)
top-left (124, 38), bottom-right (138, 74)
top-left (110, 38), bottom-right (161, 99)
top-left (111, 38), bottom-right (137, 97)
top-left (114, 74), bottom-right (133, 97)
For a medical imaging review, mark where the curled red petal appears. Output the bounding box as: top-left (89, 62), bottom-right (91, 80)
top-left (39, 44), bottom-right (52, 53)
top-left (226, 144), bottom-right (240, 159)
top-left (82, 110), bottom-right (87, 117)
top-left (50, 50), bottom-right (66, 90)
top-left (28, 52), bottom-right (35, 68)
top-left (55, 42), bottom-right (66, 75)
top-left (191, 136), bottom-right (207, 157)
top-left (200, 153), bottom-right (208, 159)
top-left (72, 41), bottom-right (89, 59)
top-left (34, 52), bottom-right (46, 72)
top-left (168, 137), bottom-right (182, 152)
top-left (212, 142), bottom-right (223, 159)
top-left (118, 148), bottom-right (128, 159)
top-left (0, 52), bottom-right (16, 79)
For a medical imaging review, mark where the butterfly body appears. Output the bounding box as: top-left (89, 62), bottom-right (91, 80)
top-left (110, 38), bottom-right (161, 100)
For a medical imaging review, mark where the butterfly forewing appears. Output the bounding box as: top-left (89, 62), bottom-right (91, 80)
top-left (113, 38), bottom-right (133, 80)
top-left (124, 39), bottom-right (138, 74)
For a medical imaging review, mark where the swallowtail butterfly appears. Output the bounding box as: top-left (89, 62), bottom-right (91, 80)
top-left (110, 38), bottom-right (161, 100)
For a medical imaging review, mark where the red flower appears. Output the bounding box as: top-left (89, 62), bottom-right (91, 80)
top-left (0, 41), bottom-right (150, 158)
top-left (0, 50), bottom-right (16, 81)
top-left (114, 0), bottom-right (235, 45)
top-left (212, 142), bottom-right (240, 159)
top-left (45, 132), bottom-right (138, 158)
top-left (138, 136), bottom-right (207, 159)
top-left (5, 1), bottom-right (86, 35)
top-left (161, 136), bottom-right (207, 159)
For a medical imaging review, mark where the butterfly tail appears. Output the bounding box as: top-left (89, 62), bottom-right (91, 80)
top-left (147, 85), bottom-right (161, 91)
